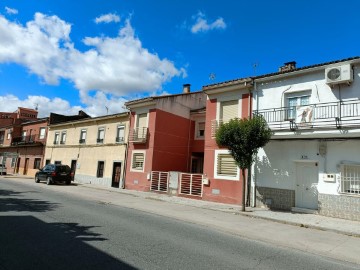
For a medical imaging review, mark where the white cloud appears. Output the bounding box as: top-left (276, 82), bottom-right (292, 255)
top-left (0, 92), bottom-right (129, 117)
top-left (0, 12), bottom-right (184, 99)
top-left (95, 13), bottom-right (120, 24)
top-left (5, 7), bottom-right (18, 15)
top-left (191, 12), bottom-right (227, 34)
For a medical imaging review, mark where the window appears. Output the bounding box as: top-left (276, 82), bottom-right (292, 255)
top-left (7, 129), bottom-right (12, 140)
top-left (11, 158), bottom-right (16, 168)
top-left (22, 131), bottom-right (27, 141)
top-left (340, 164), bottom-right (360, 194)
top-left (0, 131), bottom-right (4, 144)
top-left (214, 150), bottom-right (239, 180)
top-left (220, 100), bottom-right (238, 122)
top-left (79, 129), bottom-right (87, 144)
top-left (196, 122), bottom-right (205, 139)
top-left (116, 125), bottom-right (125, 143)
top-left (33, 158), bottom-right (41, 169)
top-left (54, 132), bottom-right (60, 144)
top-left (45, 159), bottom-right (51, 165)
top-left (60, 131), bottom-right (67, 144)
top-left (97, 161), bottom-right (105, 178)
top-left (39, 127), bottom-right (46, 139)
top-left (286, 92), bottom-right (311, 120)
top-left (137, 113), bottom-right (147, 129)
top-left (54, 161), bottom-right (61, 165)
top-left (131, 151), bottom-right (145, 171)
top-left (97, 127), bottom-right (105, 143)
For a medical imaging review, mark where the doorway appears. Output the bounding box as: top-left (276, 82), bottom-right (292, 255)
top-left (70, 160), bottom-right (77, 180)
top-left (190, 153), bottom-right (204, 174)
top-left (23, 158), bottom-right (29, 175)
top-left (295, 161), bottom-right (319, 210)
top-left (112, 162), bottom-right (122, 188)
top-left (15, 158), bottom-right (21, 174)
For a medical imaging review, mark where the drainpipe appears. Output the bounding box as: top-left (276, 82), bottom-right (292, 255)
top-left (121, 112), bottom-right (131, 189)
top-left (252, 80), bottom-right (259, 208)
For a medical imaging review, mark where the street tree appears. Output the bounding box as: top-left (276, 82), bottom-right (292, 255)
top-left (215, 115), bottom-right (272, 211)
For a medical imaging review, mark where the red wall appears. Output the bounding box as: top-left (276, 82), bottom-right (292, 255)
top-left (125, 109), bottom-right (204, 192)
top-left (202, 94), bottom-right (251, 204)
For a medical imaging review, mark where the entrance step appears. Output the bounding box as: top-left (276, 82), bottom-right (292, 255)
top-left (291, 207), bottom-right (318, 214)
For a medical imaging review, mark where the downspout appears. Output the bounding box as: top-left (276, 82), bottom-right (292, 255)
top-left (251, 80), bottom-right (259, 208)
top-left (121, 112), bottom-right (131, 189)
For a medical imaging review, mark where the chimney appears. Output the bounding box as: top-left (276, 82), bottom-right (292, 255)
top-left (279, 61), bottom-right (296, 72)
top-left (183, 84), bottom-right (191, 93)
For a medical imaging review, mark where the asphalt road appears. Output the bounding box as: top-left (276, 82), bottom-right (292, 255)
top-left (0, 178), bottom-right (358, 270)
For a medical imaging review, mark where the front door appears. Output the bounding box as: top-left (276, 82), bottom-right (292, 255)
top-left (112, 162), bottom-right (122, 188)
top-left (15, 158), bottom-right (21, 174)
top-left (295, 161), bottom-right (318, 210)
top-left (23, 158), bottom-right (29, 175)
top-left (70, 160), bottom-right (77, 180)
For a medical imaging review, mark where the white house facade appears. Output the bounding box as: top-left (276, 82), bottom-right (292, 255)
top-left (253, 57), bottom-right (360, 221)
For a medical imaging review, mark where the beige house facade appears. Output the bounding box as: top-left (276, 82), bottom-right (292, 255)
top-left (44, 112), bottom-right (130, 188)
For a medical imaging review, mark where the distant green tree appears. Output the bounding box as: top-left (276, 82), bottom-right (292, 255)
top-left (215, 115), bottom-right (272, 211)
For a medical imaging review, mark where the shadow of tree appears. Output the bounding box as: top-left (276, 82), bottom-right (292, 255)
top-left (0, 189), bottom-right (59, 212)
top-left (0, 216), bottom-right (136, 269)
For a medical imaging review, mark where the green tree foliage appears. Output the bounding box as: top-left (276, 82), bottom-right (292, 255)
top-left (215, 115), bottom-right (272, 211)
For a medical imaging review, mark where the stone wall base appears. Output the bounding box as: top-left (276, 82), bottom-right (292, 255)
top-left (75, 174), bottom-right (112, 187)
top-left (256, 187), bottom-right (295, 210)
top-left (318, 193), bottom-right (360, 221)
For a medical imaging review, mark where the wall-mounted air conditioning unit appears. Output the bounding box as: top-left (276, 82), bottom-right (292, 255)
top-left (325, 64), bottom-right (353, 85)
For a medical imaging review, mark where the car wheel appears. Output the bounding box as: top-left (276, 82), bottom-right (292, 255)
top-left (46, 177), bottom-right (52, 185)
top-left (35, 175), bottom-right (40, 183)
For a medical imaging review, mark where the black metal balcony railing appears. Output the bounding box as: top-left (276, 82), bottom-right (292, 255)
top-left (79, 139), bottom-right (86, 144)
top-left (60, 141), bottom-right (66, 145)
top-left (129, 127), bottom-right (148, 143)
top-left (97, 138), bottom-right (104, 143)
top-left (116, 136), bottom-right (124, 143)
top-left (255, 99), bottom-right (360, 131)
top-left (11, 134), bottom-right (43, 146)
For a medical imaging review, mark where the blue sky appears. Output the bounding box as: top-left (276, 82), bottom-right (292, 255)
top-left (0, 0), bottom-right (359, 117)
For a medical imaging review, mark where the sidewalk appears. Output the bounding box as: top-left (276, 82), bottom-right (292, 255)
top-left (4, 174), bottom-right (360, 237)
top-left (78, 182), bottom-right (360, 238)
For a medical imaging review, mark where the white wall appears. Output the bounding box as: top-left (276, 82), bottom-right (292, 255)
top-left (256, 140), bottom-right (360, 196)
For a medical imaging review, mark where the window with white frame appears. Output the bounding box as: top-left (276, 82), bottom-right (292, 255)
top-left (214, 150), bottom-right (239, 180)
top-left (97, 127), bottom-right (105, 143)
top-left (39, 127), bottom-right (46, 139)
top-left (22, 131), bottom-right (27, 141)
top-left (196, 122), bottom-right (205, 139)
top-left (60, 131), bottom-right (67, 144)
top-left (79, 129), bottom-right (87, 144)
top-left (220, 100), bottom-right (238, 123)
top-left (7, 129), bottom-right (12, 140)
top-left (116, 125), bottom-right (125, 143)
top-left (340, 164), bottom-right (360, 194)
top-left (54, 132), bottom-right (60, 144)
top-left (131, 151), bottom-right (145, 171)
top-left (286, 91), bottom-right (311, 120)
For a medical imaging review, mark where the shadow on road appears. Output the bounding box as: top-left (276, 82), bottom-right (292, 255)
top-left (0, 216), bottom-right (136, 269)
top-left (0, 189), bottom-right (59, 212)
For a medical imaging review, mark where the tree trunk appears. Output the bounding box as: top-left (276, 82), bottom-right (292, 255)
top-left (241, 168), bottom-right (246, 211)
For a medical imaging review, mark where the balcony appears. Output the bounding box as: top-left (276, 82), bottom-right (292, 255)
top-left (97, 138), bottom-right (104, 144)
top-left (211, 119), bottom-right (224, 138)
top-left (129, 127), bottom-right (148, 143)
top-left (11, 134), bottom-right (43, 146)
top-left (116, 137), bottom-right (124, 143)
top-left (255, 99), bottom-right (360, 131)
top-left (79, 139), bottom-right (86, 144)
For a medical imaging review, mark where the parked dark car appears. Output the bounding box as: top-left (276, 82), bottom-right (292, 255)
top-left (35, 164), bottom-right (73, 185)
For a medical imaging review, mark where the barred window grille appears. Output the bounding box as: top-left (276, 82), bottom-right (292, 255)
top-left (132, 153), bottom-right (144, 170)
top-left (340, 164), bottom-right (360, 194)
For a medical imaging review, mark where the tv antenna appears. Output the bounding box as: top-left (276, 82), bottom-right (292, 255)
top-left (209, 73), bottom-right (216, 81)
top-left (253, 62), bottom-right (259, 76)
top-left (34, 103), bottom-right (38, 111)
top-left (105, 106), bottom-right (109, 115)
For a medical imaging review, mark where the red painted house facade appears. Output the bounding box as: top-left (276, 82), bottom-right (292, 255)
top-left (0, 107), bottom-right (48, 176)
top-left (202, 78), bottom-right (253, 205)
top-left (124, 85), bottom-right (207, 196)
